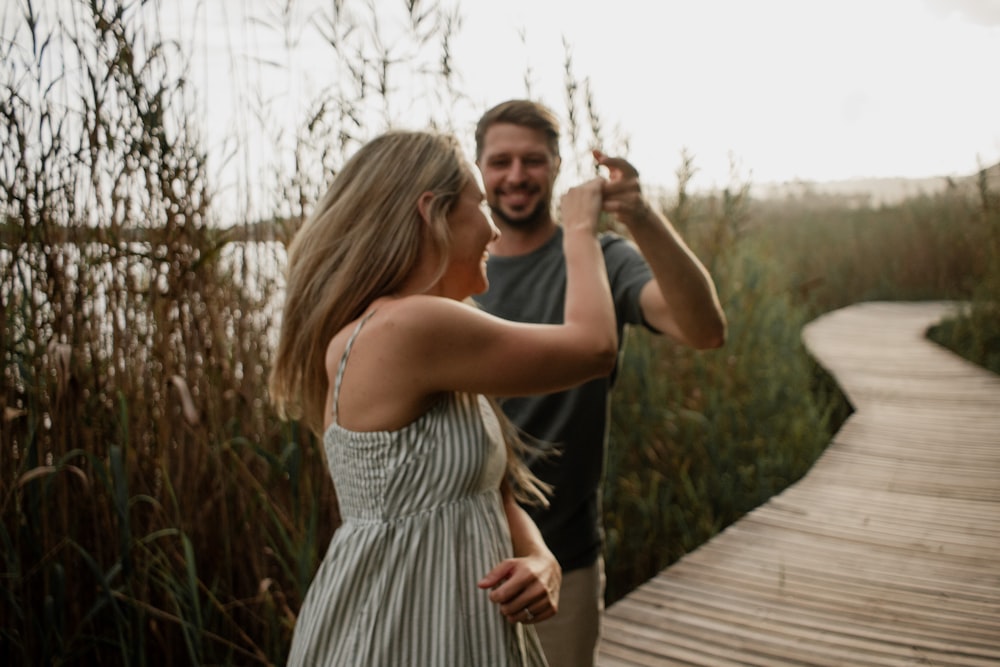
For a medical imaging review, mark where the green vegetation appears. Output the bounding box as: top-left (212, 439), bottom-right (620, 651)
top-left (2, 1), bottom-right (997, 663)
top-left (925, 173), bottom-right (1000, 374)
top-left (602, 167), bottom-right (1000, 602)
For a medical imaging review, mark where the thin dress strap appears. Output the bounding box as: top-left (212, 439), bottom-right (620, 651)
top-left (332, 309), bottom-right (377, 424)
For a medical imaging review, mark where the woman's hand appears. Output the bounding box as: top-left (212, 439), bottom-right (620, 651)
top-left (560, 177), bottom-right (605, 236)
top-left (478, 553), bottom-right (561, 624)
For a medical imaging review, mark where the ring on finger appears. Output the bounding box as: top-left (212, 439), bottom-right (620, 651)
top-left (523, 607), bottom-right (534, 622)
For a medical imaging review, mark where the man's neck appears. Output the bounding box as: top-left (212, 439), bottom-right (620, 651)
top-left (489, 217), bottom-right (559, 257)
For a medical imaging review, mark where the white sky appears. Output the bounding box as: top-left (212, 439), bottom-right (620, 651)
top-left (179, 0), bottom-right (1000, 196)
top-left (448, 0), bottom-right (1000, 187)
top-left (6, 0), bottom-right (1000, 207)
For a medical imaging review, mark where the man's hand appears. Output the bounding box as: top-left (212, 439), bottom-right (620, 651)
top-left (594, 149), bottom-right (654, 227)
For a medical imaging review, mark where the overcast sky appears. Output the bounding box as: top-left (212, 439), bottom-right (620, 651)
top-left (182, 0), bottom-right (1000, 193)
top-left (448, 0), bottom-right (1000, 187)
top-left (6, 0), bottom-right (1000, 201)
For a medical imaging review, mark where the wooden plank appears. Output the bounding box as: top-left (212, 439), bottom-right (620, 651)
top-left (635, 567), bottom-right (1000, 642)
top-left (605, 597), bottom-right (1000, 667)
top-left (598, 301), bottom-right (1000, 666)
top-left (607, 594), bottom-right (1000, 666)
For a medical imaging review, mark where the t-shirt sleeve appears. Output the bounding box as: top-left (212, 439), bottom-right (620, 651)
top-left (600, 232), bottom-right (658, 332)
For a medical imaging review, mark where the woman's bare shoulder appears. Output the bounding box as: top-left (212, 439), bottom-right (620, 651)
top-left (322, 296), bottom-right (482, 430)
top-left (326, 296), bottom-right (481, 364)
top-left (375, 295), bottom-right (486, 333)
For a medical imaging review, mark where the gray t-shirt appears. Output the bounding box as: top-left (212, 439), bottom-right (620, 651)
top-left (474, 227), bottom-right (654, 571)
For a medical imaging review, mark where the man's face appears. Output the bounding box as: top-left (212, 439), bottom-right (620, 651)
top-left (477, 123), bottom-right (560, 231)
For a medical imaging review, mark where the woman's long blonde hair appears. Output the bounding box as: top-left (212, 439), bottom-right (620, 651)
top-left (269, 130), bottom-right (548, 505)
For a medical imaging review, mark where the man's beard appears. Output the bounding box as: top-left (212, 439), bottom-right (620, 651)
top-left (490, 196), bottom-right (551, 231)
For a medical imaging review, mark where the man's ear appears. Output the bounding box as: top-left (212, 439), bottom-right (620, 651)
top-left (416, 191), bottom-right (435, 224)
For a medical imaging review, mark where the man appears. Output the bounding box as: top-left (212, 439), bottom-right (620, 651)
top-left (473, 99), bottom-right (726, 667)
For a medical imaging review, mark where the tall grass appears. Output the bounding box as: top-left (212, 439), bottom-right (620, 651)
top-left (1, 1), bottom-right (323, 663)
top-left (603, 167), bottom-right (848, 602)
top-left (2, 0), bottom-right (997, 664)
top-left (602, 162), bottom-right (999, 603)
top-left (926, 169), bottom-right (1000, 373)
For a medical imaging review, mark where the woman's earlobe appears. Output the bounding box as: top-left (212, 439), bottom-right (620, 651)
top-left (417, 191), bottom-right (435, 224)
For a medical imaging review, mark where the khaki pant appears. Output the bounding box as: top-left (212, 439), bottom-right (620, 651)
top-left (534, 557), bottom-right (605, 667)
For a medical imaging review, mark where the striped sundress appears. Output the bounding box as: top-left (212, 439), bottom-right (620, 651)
top-left (286, 313), bottom-right (548, 666)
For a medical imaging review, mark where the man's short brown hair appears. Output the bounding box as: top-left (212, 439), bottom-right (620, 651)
top-left (475, 99), bottom-right (561, 161)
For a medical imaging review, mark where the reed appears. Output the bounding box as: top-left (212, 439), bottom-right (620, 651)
top-left (0, 2), bottom-right (327, 663)
top-left (926, 165), bottom-right (1000, 373)
top-left (603, 167), bottom-right (847, 602)
top-left (602, 160), bottom-right (999, 603)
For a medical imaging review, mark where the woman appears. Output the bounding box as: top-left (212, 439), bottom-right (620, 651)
top-left (269, 130), bottom-right (617, 666)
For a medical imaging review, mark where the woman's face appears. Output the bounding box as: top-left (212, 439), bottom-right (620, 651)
top-left (439, 168), bottom-right (501, 299)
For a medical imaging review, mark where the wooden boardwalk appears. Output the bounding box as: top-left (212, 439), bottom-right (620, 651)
top-left (597, 301), bottom-right (1000, 667)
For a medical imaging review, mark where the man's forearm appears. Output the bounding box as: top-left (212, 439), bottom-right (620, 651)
top-left (627, 207), bottom-right (726, 349)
